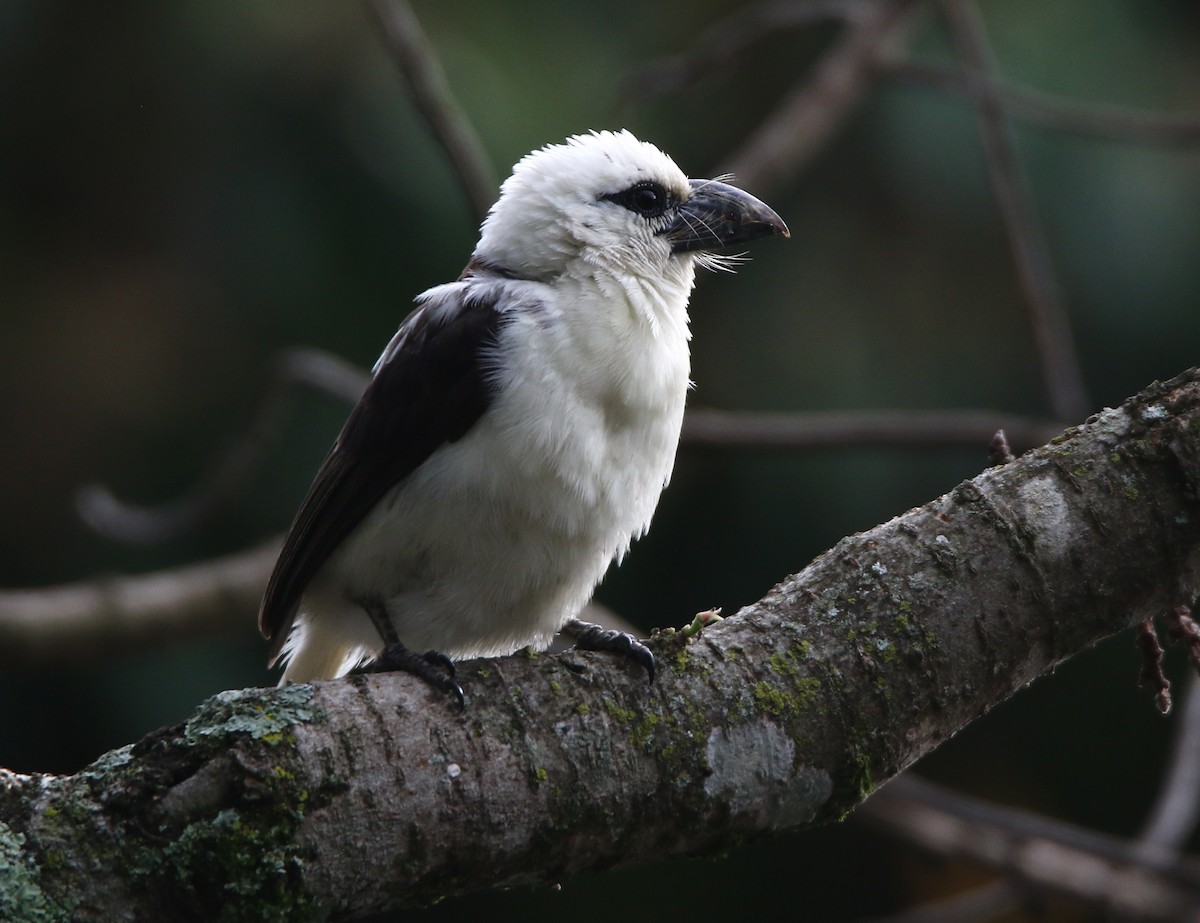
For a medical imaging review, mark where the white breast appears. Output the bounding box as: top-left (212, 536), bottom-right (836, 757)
top-left (312, 267), bottom-right (694, 662)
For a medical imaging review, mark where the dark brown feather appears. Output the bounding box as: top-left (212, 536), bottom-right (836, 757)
top-left (259, 288), bottom-right (506, 662)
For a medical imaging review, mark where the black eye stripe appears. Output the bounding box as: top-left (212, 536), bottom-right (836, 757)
top-left (602, 181), bottom-right (673, 219)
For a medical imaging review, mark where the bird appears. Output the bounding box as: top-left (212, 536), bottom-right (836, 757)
top-left (259, 129), bottom-right (788, 699)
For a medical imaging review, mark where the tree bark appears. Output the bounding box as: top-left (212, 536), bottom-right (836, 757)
top-left (3, 369), bottom-right (1199, 922)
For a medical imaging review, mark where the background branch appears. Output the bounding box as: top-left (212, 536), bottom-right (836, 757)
top-left (76, 349), bottom-right (367, 545)
top-left (860, 776), bottom-right (1200, 922)
top-left (0, 542), bottom-right (276, 664)
top-left (885, 61), bottom-right (1200, 145)
top-left (365, 0), bottom-right (497, 223)
top-left (682, 407), bottom-right (1061, 452)
top-left (717, 0), bottom-right (919, 190)
top-left (622, 0), bottom-right (877, 104)
top-left (0, 540), bottom-right (627, 669)
top-left (1135, 675), bottom-right (1200, 863)
top-left (939, 0), bottom-right (1088, 423)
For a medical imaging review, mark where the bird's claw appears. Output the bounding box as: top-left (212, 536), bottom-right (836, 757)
top-left (359, 642), bottom-right (466, 709)
top-left (420, 649), bottom-right (457, 677)
top-left (565, 619), bottom-right (656, 683)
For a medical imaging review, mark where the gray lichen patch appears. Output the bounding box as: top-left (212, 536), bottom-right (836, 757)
top-left (704, 723), bottom-right (832, 831)
top-left (184, 685), bottom-right (318, 747)
top-left (76, 744), bottom-right (135, 784)
top-left (1014, 474), bottom-right (1075, 560)
top-left (0, 820), bottom-right (66, 923)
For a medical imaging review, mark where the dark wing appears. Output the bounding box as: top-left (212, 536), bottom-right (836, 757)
top-left (260, 288), bottom-right (506, 662)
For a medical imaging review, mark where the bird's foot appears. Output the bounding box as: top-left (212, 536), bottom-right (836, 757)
top-left (563, 618), bottom-right (656, 683)
top-left (359, 643), bottom-right (465, 709)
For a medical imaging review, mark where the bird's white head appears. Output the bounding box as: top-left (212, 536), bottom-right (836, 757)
top-left (473, 130), bottom-right (788, 286)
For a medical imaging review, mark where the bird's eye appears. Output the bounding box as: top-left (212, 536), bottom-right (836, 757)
top-left (603, 181), bottom-right (672, 219)
top-left (630, 184), bottom-right (664, 214)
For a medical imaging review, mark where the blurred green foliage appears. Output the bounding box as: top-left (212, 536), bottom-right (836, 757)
top-left (1, 1), bottom-right (1198, 919)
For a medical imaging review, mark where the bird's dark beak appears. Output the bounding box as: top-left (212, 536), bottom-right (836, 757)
top-left (665, 179), bottom-right (790, 253)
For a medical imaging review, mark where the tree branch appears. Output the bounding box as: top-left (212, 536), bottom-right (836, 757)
top-left (3, 368), bottom-right (1199, 920)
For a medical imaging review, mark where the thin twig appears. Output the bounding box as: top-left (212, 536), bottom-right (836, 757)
top-left (1166, 604), bottom-right (1200, 673)
top-left (939, 0), bottom-right (1089, 424)
top-left (77, 348), bottom-right (369, 545)
top-left (622, 0), bottom-right (876, 105)
top-left (718, 0), bottom-right (919, 191)
top-left (365, 0), bottom-right (497, 224)
top-left (986, 429), bottom-right (1015, 467)
top-left (683, 407), bottom-right (1061, 453)
top-left (1137, 618), bottom-right (1173, 715)
top-left (886, 60), bottom-right (1200, 145)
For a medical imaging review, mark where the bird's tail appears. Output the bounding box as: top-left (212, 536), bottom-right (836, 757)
top-left (276, 614), bottom-right (369, 685)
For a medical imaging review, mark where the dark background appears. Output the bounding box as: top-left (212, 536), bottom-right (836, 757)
top-left (2, 1), bottom-right (1199, 919)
